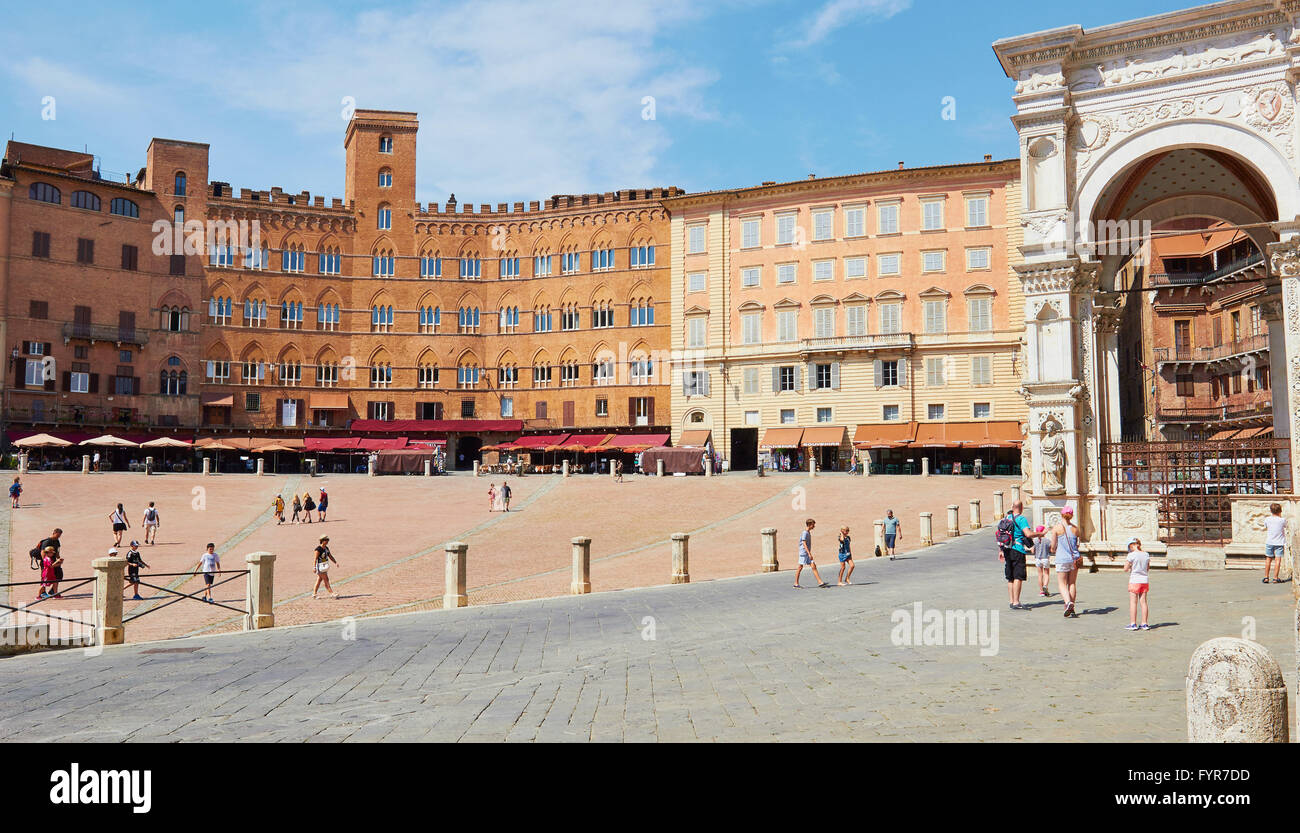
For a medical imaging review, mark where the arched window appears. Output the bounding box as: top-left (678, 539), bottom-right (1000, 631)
top-left (419, 305), bottom-right (441, 333)
top-left (317, 302), bottom-right (340, 331)
top-left (379, 135), bottom-right (394, 153)
top-left (174, 172), bottom-right (187, 196)
top-left (371, 304), bottom-right (394, 332)
top-left (370, 360), bottom-right (392, 388)
top-left (377, 203), bottom-right (392, 230)
top-left (28, 182), bottom-right (60, 204)
top-left (378, 168), bottom-right (392, 188)
top-left (458, 306), bottom-right (480, 333)
top-left (418, 362), bottom-right (438, 389)
top-left (281, 242), bottom-right (305, 273)
top-left (373, 249), bottom-right (395, 277)
top-left (319, 245), bottom-right (342, 275)
top-left (457, 360), bottom-right (480, 389)
top-left (420, 252), bottom-right (442, 278)
top-left (70, 190), bottom-right (100, 211)
top-left (499, 306), bottom-right (519, 333)
top-left (174, 205), bottom-right (184, 226)
top-left (110, 198), bottom-right (139, 218)
top-left (161, 305), bottom-right (191, 332)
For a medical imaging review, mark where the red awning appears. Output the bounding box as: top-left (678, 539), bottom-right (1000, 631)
top-left (356, 437), bottom-right (409, 451)
top-left (560, 434), bottom-right (615, 452)
top-left (606, 433), bottom-right (670, 449)
top-left (407, 439), bottom-right (447, 447)
top-left (349, 419), bottom-right (523, 433)
top-left (304, 437), bottom-right (360, 451)
top-left (513, 434), bottom-right (570, 449)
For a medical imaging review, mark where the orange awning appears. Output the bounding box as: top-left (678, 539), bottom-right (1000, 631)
top-left (801, 426), bottom-right (846, 447)
top-left (914, 423), bottom-right (977, 448)
top-left (980, 421), bottom-right (1023, 448)
top-left (760, 427), bottom-right (804, 449)
top-left (853, 423), bottom-right (917, 449)
top-left (309, 392), bottom-right (350, 410)
top-left (678, 429), bottom-right (713, 448)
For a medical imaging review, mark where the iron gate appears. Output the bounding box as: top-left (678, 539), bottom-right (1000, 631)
top-left (1100, 438), bottom-right (1290, 544)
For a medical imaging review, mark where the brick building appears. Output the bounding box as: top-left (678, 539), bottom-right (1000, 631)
top-left (1, 111), bottom-right (677, 468)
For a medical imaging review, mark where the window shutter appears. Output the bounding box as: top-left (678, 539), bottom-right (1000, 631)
top-left (44, 374), bottom-right (55, 392)
top-left (627, 398), bottom-right (635, 423)
top-left (771, 367), bottom-right (780, 393)
top-left (807, 362), bottom-right (816, 389)
top-left (61, 371), bottom-right (70, 392)
top-left (873, 360), bottom-right (883, 388)
top-left (647, 397), bottom-right (655, 425)
top-left (89, 373), bottom-right (99, 393)
top-left (898, 359), bottom-right (908, 386)
top-left (701, 373), bottom-right (711, 397)
top-left (14, 358), bottom-right (24, 385)
top-left (132, 377), bottom-right (141, 396)
top-left (43, 342), bottom-right (52, 355)
top-left (831, 362), bottom-right (841, 390)
top-left (794, 365), bottom-right (802, 392)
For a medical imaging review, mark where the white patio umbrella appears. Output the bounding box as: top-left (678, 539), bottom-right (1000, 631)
top-left (140, 436), bottom-right (193, 471)
top-left (12, 433), bottom-right (71, 448)
top-left (79, 434), bottom-right (140, 447)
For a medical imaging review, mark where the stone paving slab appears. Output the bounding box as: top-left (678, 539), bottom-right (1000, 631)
top-left (0, 528), bottom-right (1293, 742)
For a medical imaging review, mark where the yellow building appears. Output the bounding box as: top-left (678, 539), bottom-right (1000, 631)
top-left (663, 158), bottom-right (1026, 473)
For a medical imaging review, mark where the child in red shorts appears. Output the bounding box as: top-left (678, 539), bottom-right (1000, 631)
top-left (1124, 537), bottom-right (1151, 631)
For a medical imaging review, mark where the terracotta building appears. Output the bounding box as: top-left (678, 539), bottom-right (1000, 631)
top-left (663, 157), bottom-right (1026, 473)
top-left (0, 139), bottom-right (207, 436)
top-left (1117, 219), bottom-right (1272, 441)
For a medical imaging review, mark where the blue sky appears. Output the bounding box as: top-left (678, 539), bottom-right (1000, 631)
top-left (2, 0), bottom-right (1194, 205)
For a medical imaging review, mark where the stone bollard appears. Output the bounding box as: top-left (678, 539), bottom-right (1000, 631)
top-left (1186, 637), bottom-right (1288, 743)
top-left (974, 458), bottom-right (983, 479)
top-left (368, 456), bottom-right (377, 477)
top-left (757, 463), bottom-right (766, 478)
top-left (612, 465), bottom-right (619, 481)
top-left (874, 520), bottom-right (885, 555)
top-left (921, 457), bottom-right (930, 477)
top-left (424, 460), bottom-right (432, 477)
top-left (570, 537), bottom-right (592, 595)
top-left (473, 460), bottom-right (480, 477)
top-left (256, 457), bottom-right (264, 476)
top-left (244, 551), bottom-right (276, 630)
top-left (657, 459), bottom-right (665, 477)
top-left (145, 456), bottom-right (153, 476)
top-left (671, 533), bottom-right (689, 584)
top-left (705, 459), bottom-right (713, 478)
top-left (82, 455), bottom-right (91, 475)
top-left (91, 555), bottom-right (127, 647)
top-left (443, 542), bottom-right (468, 609)
top-left (947, 505), bottom-right (960, 537)
top-left (202, 456), bottom-right (211, 476)
top-left (562, 460), bottom-right (570, 478)
top-left (18, 452), bottom-right (28, 474)
top-left (809, 457), bottom-right (817, 477)
top-left (862, 452), bottom-right (871, 477)
top-left (969, 499), bottom-right (982, 530)
top-left (919, 513), bottom-right (934, 547)
top-left (761, 527), bottom-right (779, 573)
top-left (993, 491), bottom-right (1005, 520)
top-left (1011, 484), bottom-right (1021, 505)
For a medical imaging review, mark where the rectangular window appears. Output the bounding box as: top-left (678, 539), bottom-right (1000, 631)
top-left (845, 304), bottom-right (867, 336)
top-left (687, 317), bottom-right (707, 348)
top-left (742, 313), bottom-right (762, 345)
top-left (741, 218), bottom-right (761, 249)
top-left (879, 360), bottom-right (900, 387)
top-left (70, 370), bottom-right (89, 393)
top-left (879, 303), bottom-right (901, 335)
top-left (743, 367), bottom-right (759, 395)
top-left (927, 403), bottom-right (945, 420)
top-left (594, 398), bottom-right (608, 417)
top-left (921, 200), bottom-right (944, 231)
top-left (816, 407), bottom-right (833, 423)
top-left (780, 409), bottom-right (796, 424)
top-left (878, 253), bottom-right (900, 276)
top-left (966, 247), bottom-right (991, 271)
top-left (687, 271), bottom-right (707, 293)
top-left (745, 410), bottom-right (760, 425)
top-left (777, 310), bottom-right (798, 342)
top-left (812, 209), bottom-right (833, 241)
top-left (32, 231), bottom-right (51, 258)
top-left (687, 224), bottom-right (707, 254)
top-left (120, 244), bottom-right (138, 271)
top-left (923, 300), bottom-right (947, 334)
top-left (741, 266), bottom-right (761, 288)
top-left (844, 257), bottom-right (867, 279)
top-left (922, 250), bottom-right (945, 272)
top-left (971, 355), bottom-right (993, 386)
top-left (844, 205), bottom-right (866, 238)
top-left (1176, 374), bottom-right (1195, 397)
top-left (812, 260), bottom-right (833, 281)
top-left (29, 301), bottom-right (48, 320)
top-left (76, 238), bottom-right (94, 264)
top-left (814, 307), bottom-right (834, 338)
top-left (878, 204), bottom-right (899, 235)
top-left (776, 212), bottom-right (796, 245)
top-left (968, 297), bottom-right (992, 332)
top-left (973, 402), bottom-right (992, 419)
top-left (246, 393), bottom-right (261, 412)
top-left (779, 366), bottom-right (796, 392)
top-left (883, 404), bottom-right (900, 421)
top-left (814, 363), bottom-right (833, 390)
top-left (925, 357), bottom-right (946, 387)
top-left (966, 195), bottom-right (989, 227)
top-left (776, 263), bottom-right (796, 284)
top-left (682, 370), bottom-right (709, 397)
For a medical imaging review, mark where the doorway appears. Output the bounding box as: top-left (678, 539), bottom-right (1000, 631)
top-left (730, 427), bottom-right (757, 471)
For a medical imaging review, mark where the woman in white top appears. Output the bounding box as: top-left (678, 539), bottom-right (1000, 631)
top-left (1262, 503), bottom-right (1288, 584)
top-left (109, 503), bottom-right (130, 546)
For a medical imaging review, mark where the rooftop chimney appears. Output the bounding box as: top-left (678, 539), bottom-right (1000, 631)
top-left (898, 162), bottom-right (905, 170)
top-left (984, 154), bottom-right (993, 162)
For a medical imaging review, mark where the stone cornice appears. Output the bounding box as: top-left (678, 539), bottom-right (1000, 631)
top-left (1014, 258), bottom-right (1099, 295)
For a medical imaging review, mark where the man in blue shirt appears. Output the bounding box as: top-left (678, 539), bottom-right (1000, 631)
top-left (1001, 501), bottom-right (1041, 610)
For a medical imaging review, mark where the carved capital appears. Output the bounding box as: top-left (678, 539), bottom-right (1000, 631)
top-left (1269, 237), bottom-right (1300, 278)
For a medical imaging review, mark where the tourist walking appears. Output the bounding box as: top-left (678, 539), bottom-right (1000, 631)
top-left (92, 450), bottom-right (101, 472)
top-left (109, 503), bottom-right (130, 546)
top-left (9, 476), bottom-right (21, 508)
top-left (317, 487), bottom-right (328, 522)
top-left (124, 540), bottom-right (149, 600)
top-left (1052, 507), bottom-right (1083, 617)
top-left (302, 492), bottom-right (316, 523)
top-left (1262, 503), bottom-right (1287, 584)
top-left (196, 543), bottom-right (220, 603)
top-left (614, 460), bottom-right (623, 483)
top-left (836, 526), bottom-right (855, 586)
top-left (882, 510), bottom-right (901, 559)
top-left (996, 501), bottom-right (1040, 611)
top-left (291, 494), bottom-right (302, 523)
top-left (37, 545), bottom-right (62, 600)
top-left (1124, 537), bottom-right (1151, 631)
top-left (1033, 526), bottom-right (1052, 596)
top-left (273, 494), bottom-right (285, 525)
top-left (141, 501), bottom-right (160, 545)
top-left (794, 518), bottom-right (828, 588)
top-left (312, 535), bottom-right (338, 599)
top-left (501, 481), bottom-right (512, 512)
top-left (487, 483), bottom-right (497, 512)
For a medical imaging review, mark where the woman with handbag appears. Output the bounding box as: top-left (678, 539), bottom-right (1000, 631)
top-left (312, 535), bottom-right (338, 599)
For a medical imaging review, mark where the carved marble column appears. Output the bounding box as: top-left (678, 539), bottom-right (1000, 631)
top-left (1266, 238), bottom-right (1300, 487)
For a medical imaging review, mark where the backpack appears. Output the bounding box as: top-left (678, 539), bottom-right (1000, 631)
top-left (995, 516), bottom-right (1017, 549)
top-left (29, 545), bottom-right (41, 570)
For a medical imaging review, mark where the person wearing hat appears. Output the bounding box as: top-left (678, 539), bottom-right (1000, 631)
top-left (312, 535), bottom-right (338, 599)
top-left (1050, 507), bottom-right (1083, 618)
top-left (123, 541), bottom-right (149, 600)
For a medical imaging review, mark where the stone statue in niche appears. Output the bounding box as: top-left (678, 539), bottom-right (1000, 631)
top-left (1040, 416), bottom-right (1068, 496)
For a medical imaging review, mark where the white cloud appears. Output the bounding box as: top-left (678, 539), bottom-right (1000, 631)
top-left (784, 0), bottom-right (912, 49)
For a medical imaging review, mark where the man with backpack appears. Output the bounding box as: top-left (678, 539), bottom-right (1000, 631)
top-left (996, 502), bottom-right (1040, 611)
